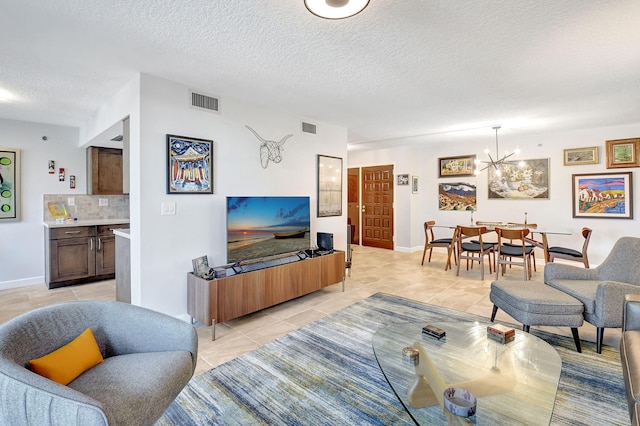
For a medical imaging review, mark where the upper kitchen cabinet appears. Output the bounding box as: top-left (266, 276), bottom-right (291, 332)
top-left (87, 146), bottom-right (123, 195)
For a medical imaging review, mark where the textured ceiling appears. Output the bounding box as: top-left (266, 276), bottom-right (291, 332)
top-left (1, 0), bottom-right (639, 149)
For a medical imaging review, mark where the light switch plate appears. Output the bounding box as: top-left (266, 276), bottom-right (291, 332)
top-left (98, 198), bottom-right (108, 207)
top-left (67, 197), bottom-right (75, 206)
top-left (161, 202), bottom-right (176, 215)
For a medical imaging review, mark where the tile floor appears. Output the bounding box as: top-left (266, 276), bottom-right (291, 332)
top-left (0, 246), bottom-right (621, 376)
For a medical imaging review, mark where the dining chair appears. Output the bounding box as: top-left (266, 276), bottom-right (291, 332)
top-left (455, 225), bottom-right (495, 280)
top-left (495, 227), bottom-right (535, 280)
top-left (546, 227), bottom-right (592, 268)
top-left (506, 222), bottom-right (540, 272)
top-left (421, 221), bottom-right (457, 270)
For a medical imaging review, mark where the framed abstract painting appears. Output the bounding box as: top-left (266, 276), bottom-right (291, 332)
top-left (0, 148), bottom-right (20, 221)
top-left (167, 134), bottom-right (213, 194)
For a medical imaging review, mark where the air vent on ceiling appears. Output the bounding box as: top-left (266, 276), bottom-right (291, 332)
top-left (190, 90), bottom-right (220, 113)
top-left (302, 122), bottom-right (317, 134)
top-left (110, 135), bottom-right (124, 142)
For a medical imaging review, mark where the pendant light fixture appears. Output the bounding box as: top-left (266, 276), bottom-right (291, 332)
top-left (304, 0), bottom-right (370, 20)
top-left (474, 126), bottom-right (521, 175)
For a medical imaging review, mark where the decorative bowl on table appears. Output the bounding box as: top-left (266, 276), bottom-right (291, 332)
top-left (443, 387), bottom-right (477, 417)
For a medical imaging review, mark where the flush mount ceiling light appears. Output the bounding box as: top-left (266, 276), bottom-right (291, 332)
top-left (304, 0), bottom-right (370, 19)
top-left (474, 126), bottom-right (522, 175)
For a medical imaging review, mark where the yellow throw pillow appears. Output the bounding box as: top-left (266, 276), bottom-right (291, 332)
top-left (28, 327), bottom-right (104, 385)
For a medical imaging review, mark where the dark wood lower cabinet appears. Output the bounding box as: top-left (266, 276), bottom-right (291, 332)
top-left (187, 251), bottom-right (345, 328)
top-left (45, 224), bottom-right (128, 289)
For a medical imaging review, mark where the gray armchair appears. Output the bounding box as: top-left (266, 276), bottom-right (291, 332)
top-left (544, 236), bottom-right (640, 353)
top-left (0, 300), bottom-right (198, 425)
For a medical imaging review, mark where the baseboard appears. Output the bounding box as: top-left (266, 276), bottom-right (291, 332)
top-left (0, 276), bottom-right (45, 291)
top-left (395, 246), bottom-right (423, 253)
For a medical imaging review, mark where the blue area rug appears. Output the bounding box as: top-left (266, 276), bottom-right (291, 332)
top-left (157, 293), bottom-right (628, 425)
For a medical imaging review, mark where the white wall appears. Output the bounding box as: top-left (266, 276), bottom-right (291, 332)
top-left (0, 119), bottom-right (84, 288)
top-left (348, 122), bottom-right (640, 265)
top-left (84, 73), bottom-right (347, 317)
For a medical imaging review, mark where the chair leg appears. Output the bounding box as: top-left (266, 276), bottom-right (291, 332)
top-left (571, 328), bottom-right (582, 353)
top-left (491, 305), bottom-right (498, 322)
top-left (421, 245), bottom-right (427, 265)
top-left (523, 325), bottom-right (530, 333)
top-left (596, 327), bottom-right (604, 354)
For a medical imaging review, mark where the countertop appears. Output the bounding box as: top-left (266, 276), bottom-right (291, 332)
top-left (113, 228), bottom-right (130, 239)
top-left (43, 219), bottom-right (130, 228)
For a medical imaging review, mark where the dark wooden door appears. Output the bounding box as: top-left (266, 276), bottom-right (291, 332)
top-left (361, 165), bottom-right (394, 249)
top-left (347, 167), bottom-right (360, 245)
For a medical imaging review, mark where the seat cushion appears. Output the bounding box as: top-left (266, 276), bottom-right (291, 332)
top-left (490, 280), bottom-right (583, 327)
top-left (431, 238), bottom-right (452, 244)
top-left (462, 242), bottom-right (493, 252)
top-left (499, 245), bottom-right (534, 257)
top-left (68, 351), bottom-right (193, 426)
top-left (545, 279), bottom-right (599, 314)
top-left (548, 246), bottom-right (582, 257)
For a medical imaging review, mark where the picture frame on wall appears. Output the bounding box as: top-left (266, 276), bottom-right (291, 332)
top-left (572, 171), bottom-right (633, 219)
top-left (563, 146), bottom-right (599, 166)
top-left (606, 138), bottom-right (640, 169)
top-left (488, 158), bottom-right (549, 199)
top-left (438, 182), bottom-right (476, 211)
top-left (0, 147), bottom-right (20, 221)
top-left (439, 155), bottom-right (477, 177)
top-left (412, 176), bottom-right (419, 194)
top-left (317, 154), bottom-right (342, 217)
top-left (397, 174), bottom-right (409, 185)
top-left (167, 134), bottom-right (213, 194)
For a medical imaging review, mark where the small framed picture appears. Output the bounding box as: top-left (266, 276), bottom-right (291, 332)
top-left (606, 138), bottom-right (640, 168)
top-left (412, 176), bottom-right (419, 193)
top-left (439, 155), bottom-right (476, 177)
top-left (397, 174), bottom-right (409, 185)
top-left (563, 146), bottom-right (598, 166)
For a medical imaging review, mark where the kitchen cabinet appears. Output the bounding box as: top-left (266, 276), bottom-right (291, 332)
top-left (87, 146), bottom-right (123, 195)
top-left (45, 223), bottom-right (128, 289)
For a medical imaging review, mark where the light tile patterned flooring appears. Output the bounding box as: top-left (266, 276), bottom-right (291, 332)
top-left (0, 246), bottom-right (620, 376)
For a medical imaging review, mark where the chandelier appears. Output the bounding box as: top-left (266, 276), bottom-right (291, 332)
top-left (474, 126), bottom-right (521, 175)
top-left (304, 0), bottom-right (370, 19)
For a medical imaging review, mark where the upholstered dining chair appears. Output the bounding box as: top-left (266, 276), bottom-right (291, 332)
top-left (421, 221), bottom-right (457, 270)
top-left (495, 227), bottom-right (535, 280)
top-left (546, 227), bottom-right (592, 268)
top-left (455, 225), bottom-right (495, 280)
top-left (0, 300), bottom-right (198, 426)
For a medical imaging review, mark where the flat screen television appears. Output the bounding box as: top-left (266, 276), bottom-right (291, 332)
top-left (227, 196), bottom-right (311, 263)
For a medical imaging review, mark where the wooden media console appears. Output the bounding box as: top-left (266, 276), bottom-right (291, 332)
top-left (187, 251), bottom-right (346, 339)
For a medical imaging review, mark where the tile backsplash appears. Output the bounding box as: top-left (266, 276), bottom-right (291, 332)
top-left (44, 194), bottom-right (129, 221)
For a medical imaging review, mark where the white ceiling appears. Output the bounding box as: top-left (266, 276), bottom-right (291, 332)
top-left (1, 0), bottom-right (639, 149)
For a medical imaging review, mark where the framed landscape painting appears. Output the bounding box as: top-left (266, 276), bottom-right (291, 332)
top-left (438, 182), bottom-right (476, 211)
top-left (563, 146), bottom-right (598, 166)
top-left (167, 134), bottom-right (213, 194)
top-left (439, 155), bottom-right (476, 177)
top-left (606, 138), bottom-right (640, 169)
top-left (572, 172), bottom-right (633, 219)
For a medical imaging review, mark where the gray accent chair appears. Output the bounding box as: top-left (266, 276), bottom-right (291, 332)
top-left (0, 300), bottom-right (198, 426)
top-left (544, 236), bottom-right (640, 353)
top-left (621, 294), bottom-right (640, 426)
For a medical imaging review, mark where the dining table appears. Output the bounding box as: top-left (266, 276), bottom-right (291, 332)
top-left (432, 223), bottom-right (572, 270)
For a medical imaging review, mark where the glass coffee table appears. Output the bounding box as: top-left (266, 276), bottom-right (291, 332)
top-left (372, 322), bottom-right (562, 425)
